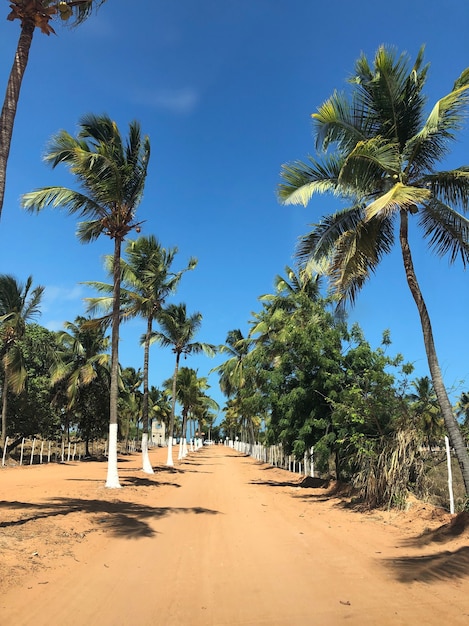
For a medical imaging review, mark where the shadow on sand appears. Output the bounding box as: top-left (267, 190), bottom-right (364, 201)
top-left (0, 498), bottom-right (220, 539)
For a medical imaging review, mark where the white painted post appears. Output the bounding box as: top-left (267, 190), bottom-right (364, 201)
top-left (72, 443), bottom-right (77, 460)
top-left (61, 440), bottom-right (65, 462)
top-left (445, 436), bottom-right (455, 515)
top-left (2, 436), bottom-right (9, 466)
top-left (310, 446), bottom-right (315, 478)
top-left (48, 441), bottom-right (51, 463)
top-left (20, 438), bottom-right (25, 465)
top-left (40, 440), bottom-right (44, 464)
top-left (67, 442), bottom-right (71, 462)
top-left (30, 438), bottom-right (36, 465)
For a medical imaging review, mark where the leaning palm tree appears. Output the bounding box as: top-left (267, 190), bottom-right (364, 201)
top-left (22, 113), bottom-right (150, 488)
top-left (0, 274), bottom-right (44, 452)
top-left (278, 46), bottom-right (469, 494)
top-left (152, 303), bottom-right (216, 466)
top-left (0, 1), bottom-right (107, 219)
top-left (86, 236), bottom-right (196, 473)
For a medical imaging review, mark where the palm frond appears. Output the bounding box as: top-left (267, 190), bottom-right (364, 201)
top-left (421, 168), bottom-right (469, 211)
top-left (22, 186), bottom-right (104, 219)
top-left (339, 138), bottom-right (400, 194)
top-left (365, 183), bottom-right (431, 221)
top-left (296, 205), bottom-right (365, 265)
top-left (278, 154), bottom-right (345, 206)
top-left (418, 198), bottom-right (469, 265)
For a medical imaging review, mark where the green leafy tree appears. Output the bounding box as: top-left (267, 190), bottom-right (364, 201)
top-left (22, 113), bottom-right (150, 487)
top-left (0, 274), bottom-right (44, 452)
top-left (278, 46), bottom-right (469, 494)
top-left (0, 1), bottom-right (107, 218)
top-left (7, 323), bottom-right (62, 443)
top-left (152, 303), bottom-right (216, 466)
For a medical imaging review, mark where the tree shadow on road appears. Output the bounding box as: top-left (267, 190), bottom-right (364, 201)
top-left (383, 546), bottom-right (469, 582)
top-left (399, 512), bottom-right (469, 548)
top-left (0, 498), bottom-right (220, 539)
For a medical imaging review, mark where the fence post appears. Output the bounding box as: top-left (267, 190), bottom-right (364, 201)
top-left (30, 438), bottom-right (36, 465)
top-left (40, 440), bottom-right (44, 464)
top-left (2, 436), bottom-right (8, 466)
top-left (445, 436), bottom-right (455, 515)
top-left (19, 438), bottom-right (25, 466)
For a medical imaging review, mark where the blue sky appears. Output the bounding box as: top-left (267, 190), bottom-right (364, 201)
top-left (1, 0), bottom-right (469, 417)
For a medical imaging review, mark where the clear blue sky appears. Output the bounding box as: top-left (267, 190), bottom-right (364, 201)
top-left (1, 0), bottom-right (469, 417)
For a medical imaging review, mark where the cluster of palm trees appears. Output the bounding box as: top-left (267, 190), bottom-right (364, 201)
top-left (0, 114), bottom-right (217, 487)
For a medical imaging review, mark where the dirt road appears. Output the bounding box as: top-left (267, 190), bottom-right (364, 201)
top-left (1, 445), bottom-right (469, 625)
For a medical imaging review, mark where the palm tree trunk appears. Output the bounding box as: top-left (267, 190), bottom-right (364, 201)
top-left (166, 352), bottom-right (180, 467)
top-left (400, 210), bottom-right (469, 495)
top-left (141, 317), bottom-right (153, 473)
top-left (106, 237), bottom-right (122, 488)
top-left (1, 370), bottom-right (8, 452)
top-left (0, 19), bottom-right (35, 219)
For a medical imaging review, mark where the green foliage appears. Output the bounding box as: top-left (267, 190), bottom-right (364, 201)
top-left (6, 324), bottom-right (61, 439)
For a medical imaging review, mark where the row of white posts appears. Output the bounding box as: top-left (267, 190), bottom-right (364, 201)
top-left (226, 439), bottom-right (315, 478)
top-left (1, 436), bottom-right (148, 467)
top-left (227, 438), bottom-right (456, 514)
top-left (1, 436), bottom-right (86, 467)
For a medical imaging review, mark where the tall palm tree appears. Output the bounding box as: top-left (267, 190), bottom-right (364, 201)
top-left (0, 1), bottom-right (107, 219)
top-left (51, 316), bottom-right (110, 455)
top-left (152, 303), bottom-right (216, 466)
top-left (86, 236), bottom-right (197, 473)
top-left (119, 366), bottom-right (143, 453)
top-left (22, 113), bottom-right (150, 487)
top-left (0, 274), bottom-right (44, 451)
top-left (278, 46), bottom-right (469, 495)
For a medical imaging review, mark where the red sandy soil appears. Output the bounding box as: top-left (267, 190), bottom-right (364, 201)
top-left (1, 445), bottom-right (469, 625)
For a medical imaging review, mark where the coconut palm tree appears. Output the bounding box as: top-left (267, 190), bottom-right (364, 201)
top-left (152, 303), bottom-right (216, 466)
top-left (164, 367), bottom-right (218, 458)
top-left (86, 236), bottom-right (197, 473)
top-left (278, 46), bottom-right (469, 495)
top-left (0, 274), bottom-right (44, 452)
top-left (0, 1), bottom-right (107, 219)
top-left (51, 316), bottom-right (110, 455)
top-left (22, 113), bottom-right (150, 487)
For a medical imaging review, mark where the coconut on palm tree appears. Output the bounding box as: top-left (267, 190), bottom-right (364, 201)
top-left (152, 303), bottom-right (216, 466)
top-left (86, 236), bottom-right (197, 473)
top-left (278, 46), bottom-right (469, 494)
top-left (0, 1), bottom-right (107, 219)
top-left (22, 113), bottom-right (150, 487)
top-left (0, 274), bottom-right (44, 452)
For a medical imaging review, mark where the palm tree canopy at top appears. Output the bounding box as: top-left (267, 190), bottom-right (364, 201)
top-left (278, 45), bottom-right (469, 304)
top-left (7, 1), bottom-right (107, 35)
top-left (21, 113), bottom-right (150, 244)
top-left (152, 303), bottom-right (216, 359)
